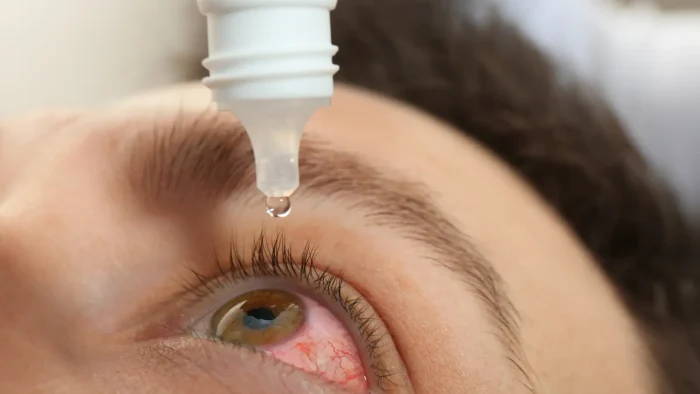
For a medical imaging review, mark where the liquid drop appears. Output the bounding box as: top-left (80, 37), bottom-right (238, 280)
top-left (266, 197), bottom-right (292, 218)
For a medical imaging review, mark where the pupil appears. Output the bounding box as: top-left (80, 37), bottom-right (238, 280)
top-left (243, 307), bottom-right (277, 330)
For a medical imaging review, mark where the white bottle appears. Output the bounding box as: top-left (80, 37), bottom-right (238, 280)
top-left (197, 0), bottom-right (339, 204)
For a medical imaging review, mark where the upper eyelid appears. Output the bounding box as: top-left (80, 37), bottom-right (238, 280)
top-left (146, 233), bottom-right (318, 334)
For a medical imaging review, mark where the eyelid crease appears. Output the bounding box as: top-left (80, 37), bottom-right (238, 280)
top-left (123, 109), bottom-right (534, 388)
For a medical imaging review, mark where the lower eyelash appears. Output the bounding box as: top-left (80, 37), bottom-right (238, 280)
top-left (180, 230), bottom-right (395, 389)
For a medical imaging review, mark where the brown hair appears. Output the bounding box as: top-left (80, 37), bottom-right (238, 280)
top-left (329, 0), bottom-right (700, 392)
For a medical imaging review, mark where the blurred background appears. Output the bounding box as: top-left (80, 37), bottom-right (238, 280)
top-left (0, 0), bottom-right (698, 217)
top-left (0, 0), bottom-right (206, 116)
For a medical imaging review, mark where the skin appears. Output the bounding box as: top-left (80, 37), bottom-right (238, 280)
top-left (0, 83), bottom-right (655, 393)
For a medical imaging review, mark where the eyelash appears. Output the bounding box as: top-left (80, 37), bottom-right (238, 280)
top-left (175, 231), bottom-right (395, 389)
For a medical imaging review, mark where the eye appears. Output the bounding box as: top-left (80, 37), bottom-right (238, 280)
top-left (161, 232), bottom-right (411, 393)
top-left (211, 289), bottom-right (305, 346)
top-left (208, 289), bottom-right (366, 390)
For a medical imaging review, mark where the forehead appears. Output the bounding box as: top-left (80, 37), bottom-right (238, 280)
top-left (0, 84), bottom-right (530, 254)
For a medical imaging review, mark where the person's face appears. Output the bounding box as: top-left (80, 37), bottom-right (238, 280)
top-left (0, 83), bottom-right (653, 394)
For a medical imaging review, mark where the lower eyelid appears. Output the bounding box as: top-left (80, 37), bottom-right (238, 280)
top-left (134, 337), bottom-right (365, 394)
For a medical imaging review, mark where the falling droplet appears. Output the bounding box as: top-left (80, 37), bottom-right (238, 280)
top-left (265, 196), bottom-right (292, 218)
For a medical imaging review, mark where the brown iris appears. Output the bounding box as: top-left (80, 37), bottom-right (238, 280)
top-left (210, 289), bottom-right (306, 346)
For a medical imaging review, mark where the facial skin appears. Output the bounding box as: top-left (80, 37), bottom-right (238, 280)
top-left (0, 83), bottom-right (656, 393)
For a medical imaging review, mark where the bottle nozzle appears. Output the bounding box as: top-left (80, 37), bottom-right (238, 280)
top-left (223, 98), bottom-right (327, 199)
top-left (250, 127), bottom-right (302, 198)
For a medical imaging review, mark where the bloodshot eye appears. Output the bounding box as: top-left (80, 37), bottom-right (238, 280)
top-left (210, 289), bottom-right (369, 392)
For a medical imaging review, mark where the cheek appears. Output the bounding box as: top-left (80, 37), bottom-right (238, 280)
top-left (260, 294), bottom-right (368, 392)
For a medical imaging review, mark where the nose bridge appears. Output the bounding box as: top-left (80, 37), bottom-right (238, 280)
top-left (0, 323), bottom-right (79, 394)
top-left (0, 216), bottom-right (87, 362)
top-left (0, 199), bottom-right (133, 394)
top-left (0, 215), bottom-right (120, 394)
top-left (0, 175), bottom-right (128, 348)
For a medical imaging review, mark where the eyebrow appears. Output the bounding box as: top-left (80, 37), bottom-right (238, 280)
top-left (127, 109), bottom-right (535, 390)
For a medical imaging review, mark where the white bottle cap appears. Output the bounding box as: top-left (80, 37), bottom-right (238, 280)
top-left (197, 0), bottom-right (339, 198)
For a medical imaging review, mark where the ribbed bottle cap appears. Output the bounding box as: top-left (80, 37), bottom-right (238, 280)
top-left (199, 0), bottom-right (339, 101)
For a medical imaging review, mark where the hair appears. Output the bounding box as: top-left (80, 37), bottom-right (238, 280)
top-left (328, 0), bottom-right (700, 392)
